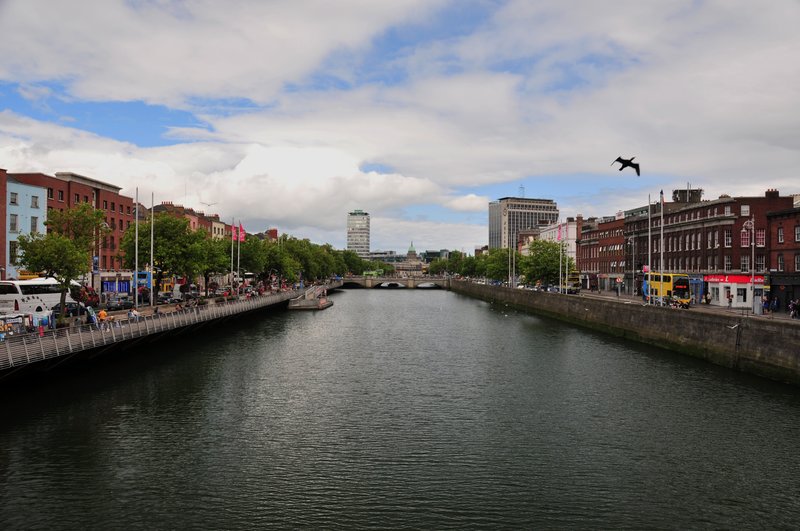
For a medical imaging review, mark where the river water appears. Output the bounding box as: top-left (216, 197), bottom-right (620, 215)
top-left (2, 289), bottom-right (800, 529)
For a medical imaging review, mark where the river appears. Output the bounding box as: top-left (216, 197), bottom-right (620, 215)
top-left (1, 289), bottom-right (799, 529)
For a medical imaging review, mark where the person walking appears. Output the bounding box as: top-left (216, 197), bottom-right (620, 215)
top-left (727, 292), bottom-right (733, 310)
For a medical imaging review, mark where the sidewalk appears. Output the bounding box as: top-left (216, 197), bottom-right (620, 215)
top-left (577, 289), bottom-right (797, 322)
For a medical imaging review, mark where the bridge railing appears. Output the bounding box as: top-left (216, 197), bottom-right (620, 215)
top-left (0, 289), bottom-right (301, 373)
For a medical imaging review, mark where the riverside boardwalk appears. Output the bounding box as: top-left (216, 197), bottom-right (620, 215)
top-left (0, 280), bottom-right (342, 380)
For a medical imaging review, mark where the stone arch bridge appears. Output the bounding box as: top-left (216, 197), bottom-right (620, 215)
top-left (340, 276), bottom-right (450, 289)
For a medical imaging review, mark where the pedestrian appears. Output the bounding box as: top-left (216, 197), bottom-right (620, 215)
top-left (762, 295), bottom-right (769, 314)
top-left (727, 292), bottom-right (733, 310)
top-left (771, 297), bottom-right (779, 313)
top-left (97, 308), bottom-right (108, 330)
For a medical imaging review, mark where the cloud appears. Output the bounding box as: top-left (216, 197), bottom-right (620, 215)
top-left (1, 0), bottom-right (799, 255)
top-left (444, 194), bottom-right (489, 212)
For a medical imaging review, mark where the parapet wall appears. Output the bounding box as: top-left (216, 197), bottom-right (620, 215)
top-left (451, 281), bottom-right (800, 385)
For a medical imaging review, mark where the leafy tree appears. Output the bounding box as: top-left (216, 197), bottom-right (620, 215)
top-left (484, 248), bottom-right (514, 281)
top-left (199, 237), bottom-right (231, 296)
top-left (17, 203), bottom-right (108, 315)
top-left (519, 239), bottom-right (575, 286)
top-left (119, 214), bottom-right (206, 293)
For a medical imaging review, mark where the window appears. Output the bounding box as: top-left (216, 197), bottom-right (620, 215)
top-left (778, 227), bottom-right (784, 243)
top-left (725, 206), bottom-right (731, 215)
top-left (111, 202), bottom-right (115, 211)
top-left (58, 190), bottom-right (64, 201)
top-left (83, 195), bottom-right (88, 203)
top-left (103, 200), bottom-right (108, 209)
top-left (741, 255), bottom-right (750, 272)
top-left (9, 192), bottom-right (18, 205)
top-left (119, 204), bottom-right (123, 213)
top-left (795, 225), bottom-right (800, 242)
top-left (714, 230), bottom-right (719, 248)
top-left (724, 229), bottom-right (732, 247)
top-left (31, 196), bottom-right (39, 208)
top-left (741, 205), bottom-right (750, 216)
top-left (47, 188), bottom-right (54, 199)
top-left (74, 193), bottom-right (79, 203)
top-left (777, 254), bottom-right (784, 272)
top-left (756, 255), bottom-right (765, 271)
top-left (724, 255), bottom-right (732, 271)
top-left (756, 228), bottom-right (765, 247)
top-left (795, 254), bottom-right (800, 272)
top-left (737, 288), bottom-right (747, 303)
top-left (9, 241), bottom-right (19, 264)
top-left (127, 206), bottom-right (131, 215)
top-left (30, 216), bottom-right (38, 233)
top-left (740, 230), bottom-right (750, 247)
top-left (9, 214), bottom-right (18, 232)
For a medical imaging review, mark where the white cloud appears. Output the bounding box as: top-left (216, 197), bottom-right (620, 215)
top-left (444, 194), bottom-right (489, 212)
top-left (1, 1), bottom-right (799, 254)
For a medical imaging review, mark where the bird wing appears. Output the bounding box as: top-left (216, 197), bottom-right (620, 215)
top-left (611, 156), bottom-right (623, 166)
top-left (632, 163), bottom-right (641, 176)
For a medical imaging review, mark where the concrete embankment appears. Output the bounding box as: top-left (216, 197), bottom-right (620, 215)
top-left (451, 280), bottom-right (800, 386)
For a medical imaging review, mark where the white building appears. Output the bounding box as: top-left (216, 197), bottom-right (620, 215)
top-left (488, 197), bottom-right (559, 249)
top-left (347, 209), bottom-right (370, 258)
top-left (537, 217), bottom-right (581, 266)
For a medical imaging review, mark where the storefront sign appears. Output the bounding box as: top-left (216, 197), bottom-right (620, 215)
top-left (704, 274), bottom-right (764, 284)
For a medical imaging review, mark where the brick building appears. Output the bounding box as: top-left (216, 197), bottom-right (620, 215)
top-left (4, 171), bottom-right (134, 292)
top-left (623, 188), bottom-right (792, 307)
top-left (767, 206), bottom-right (800, 311)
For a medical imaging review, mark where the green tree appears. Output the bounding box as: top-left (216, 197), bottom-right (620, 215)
top-left (519, 240), bottom-right (575, 287)
top-left (119, 214), bottom-right (205, 293)
top-left (484, 248), bottom-right (513, 282)
top-left (17, 203), bottom-right (109, 315)
top-left (199, 237), bottom-right (231, 296)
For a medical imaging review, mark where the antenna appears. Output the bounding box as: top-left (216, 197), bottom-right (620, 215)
top-left (519, 184), bottom-right (525, 198)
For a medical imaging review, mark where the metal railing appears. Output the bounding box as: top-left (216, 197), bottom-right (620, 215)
top-left (0, 289), bottom-right (302, 372)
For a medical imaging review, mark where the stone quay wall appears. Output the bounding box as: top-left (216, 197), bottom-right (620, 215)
top-left (451, 280), bottom-right (800, 386)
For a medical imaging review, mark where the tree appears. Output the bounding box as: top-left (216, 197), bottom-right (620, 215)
top-left (519, 239), bottom-right (575, 287)
top-left (484, 248), bottom-right (513, 281)
top-left (199, 236), bottom-right (231, 296)
top-left (17, 203), bottom-right (109, 315)
top-left (119, 214), bottom-right (205, 293)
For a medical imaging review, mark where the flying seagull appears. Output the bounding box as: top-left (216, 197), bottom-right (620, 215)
top-left (611, 156), bottom-right (640, 176)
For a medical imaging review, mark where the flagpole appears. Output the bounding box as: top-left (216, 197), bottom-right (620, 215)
top-left (237, 220), bottom-right (241, 296)
top-left (230, 217), bottom-right (234, 290)
top-left (150, 192), bottom-right (154, 308)
top-left (646, 194), bottom-right (653, 304)
top-left (660, 190), bottom-right (665, 307)
top-left (559, 219), bottom-right (563, 294)
top-left (135, 187), bottom-right (139, 310)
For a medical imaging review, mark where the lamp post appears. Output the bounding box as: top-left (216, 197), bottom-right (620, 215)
top-left (741, 216), bottom-right (757, 314)
top-left (628, 235), bottom-right (636, 296)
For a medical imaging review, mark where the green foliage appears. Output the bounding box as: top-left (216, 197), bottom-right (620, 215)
top-left (18, 203), bottom-right (108, 311)
top-left (519, 240), bottom-right (576, 286)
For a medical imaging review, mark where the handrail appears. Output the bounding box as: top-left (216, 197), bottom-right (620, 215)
top-left (0, 284), bottom-right (342, 373)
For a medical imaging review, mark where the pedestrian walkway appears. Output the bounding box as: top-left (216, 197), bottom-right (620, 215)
top-left (0, 283), bottom-right (341, 377)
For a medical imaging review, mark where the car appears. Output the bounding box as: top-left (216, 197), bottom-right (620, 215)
top-left (51, 301), bottom-right (87, 317)
top-left (156, 292), bottom-right (174, 305)
top-left (106, 297), bottom-right (134, 311)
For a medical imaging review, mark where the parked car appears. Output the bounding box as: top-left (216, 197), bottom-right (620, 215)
top-left (156, 292), bottom-right (173, 305)
top-left (106, 296), bottom-right (134, 311)
top-left (51, 301), bottom-right (87, 318)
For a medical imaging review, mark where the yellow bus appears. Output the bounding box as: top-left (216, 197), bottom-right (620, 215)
top-left (643, 273), bottom-right (691, 306)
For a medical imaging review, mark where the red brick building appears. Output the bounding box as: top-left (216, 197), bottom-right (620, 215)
top-left (767, 206), bottom-right (800, 311)
top-left (624, 189), bottom-right (793, 307)
top-left (7, 171), bottom-right (134, 291)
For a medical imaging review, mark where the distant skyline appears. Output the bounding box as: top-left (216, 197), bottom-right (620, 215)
top-left (1, 1), bottom-right (798, 254)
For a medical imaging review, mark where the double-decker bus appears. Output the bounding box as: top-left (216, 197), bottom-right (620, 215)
top-left (560, 270), bottom-right (581, 294)
top-left (642, 273), bottom-right (691, 306)
top-left (0, 278), bottom-right (79, 314)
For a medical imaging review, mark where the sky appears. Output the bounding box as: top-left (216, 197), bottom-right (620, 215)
top-left (1, 0), bottom-right (798, 254)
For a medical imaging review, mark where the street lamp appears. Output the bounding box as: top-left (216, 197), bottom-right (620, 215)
top-left (741, 216), bottom-right (757, 314)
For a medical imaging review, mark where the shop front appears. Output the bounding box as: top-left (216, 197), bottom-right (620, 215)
top-left (769, 273), bottom-right (800, 314)
top-left (704, 274), bottom-right (765, 310)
